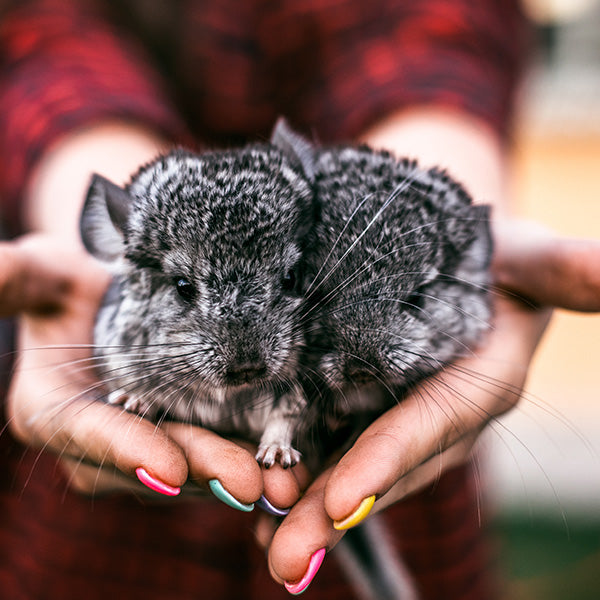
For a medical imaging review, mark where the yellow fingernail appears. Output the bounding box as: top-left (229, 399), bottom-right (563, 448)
top-left (333, 495), bottom-right (376, 530)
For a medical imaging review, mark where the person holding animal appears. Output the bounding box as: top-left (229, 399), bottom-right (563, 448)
top-left (2, 0), bottom-right (599, 598)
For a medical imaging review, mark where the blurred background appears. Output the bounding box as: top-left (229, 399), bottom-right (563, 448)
top-left (484, 0), bottom-right (600, 597)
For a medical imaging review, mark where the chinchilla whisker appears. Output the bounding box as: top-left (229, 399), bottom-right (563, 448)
top-left (21, 391), bottom-right (121, 491)
top-left (485, 282), bottom-right (541, 309)
top-left (45, 352), bottom-right (200, 383)
top-left (330, 267), bottom-right (448, 294)
top-left (316, 297), bottom-right (423, 321)
top-left (304, 189), bottom-right (386, 298)
top-left (305, 173), bottom-right (421, 300)
top-left (420, 370), bottom-right (569, 522)
top-left (322, 213), bottom-right (467, 287)
top-left (446, 362), bottom-right (596, 456)
top-left (300, 230), bottom-right (457, 323)
top-left (330, 348), bottom-right (399, 399)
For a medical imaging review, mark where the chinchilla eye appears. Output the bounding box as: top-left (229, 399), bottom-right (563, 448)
top-left (174, 277), bottom-right (196, 301)
top-left (406, 288), bottom-right (424, 310)
top-left (281, 269), bottom-right (297, 292)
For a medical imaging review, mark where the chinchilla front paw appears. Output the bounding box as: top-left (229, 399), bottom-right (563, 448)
top-left (106, 389), bottom-right (154, 418)
top-left (256, 443), bottom-right (301, 469)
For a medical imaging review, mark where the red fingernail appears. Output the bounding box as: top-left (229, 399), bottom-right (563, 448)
top-left (136, 467), bottom-right (181, 496)
top-left (284, 548), bottom-right (326, 595)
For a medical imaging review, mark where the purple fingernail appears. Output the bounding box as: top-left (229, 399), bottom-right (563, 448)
top-left (257, 495), bottom-right (290, 517)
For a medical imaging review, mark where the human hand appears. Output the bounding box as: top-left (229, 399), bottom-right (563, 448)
top-left (5, 235), bottom-right (303, 511)
top-left (260, 218), bottom-right (600, 591)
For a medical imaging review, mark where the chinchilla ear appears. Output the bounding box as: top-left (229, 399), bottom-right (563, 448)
top-left (271, 117), bottom-right (316, 182)
top-left (80, 174), bottom-right (131, 263)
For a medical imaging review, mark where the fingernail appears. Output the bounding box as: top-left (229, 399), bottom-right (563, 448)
top-left (257, 495), bottom-right (290, 517)
top-left (208, 479), bottom-right (254, 512)
top-left (284, 548), bottom-right (326, 595)
top-left (333, 495), bottom-right (376, 530)
top-left (135, 467), bottom-right (181, 496)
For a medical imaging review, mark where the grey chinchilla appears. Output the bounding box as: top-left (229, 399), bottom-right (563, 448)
top-left (80, 124), bottom-right (316, 468)
top-left (296, 130), bottom-right (493, 461)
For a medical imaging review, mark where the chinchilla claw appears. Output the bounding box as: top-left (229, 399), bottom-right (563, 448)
top-left (256, 444), bottom-right (301, 469)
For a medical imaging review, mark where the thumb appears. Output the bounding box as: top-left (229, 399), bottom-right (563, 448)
top-left (0, 237), bottom-right (83, 317)
top-left (493, 219), bottom-right (600, 312)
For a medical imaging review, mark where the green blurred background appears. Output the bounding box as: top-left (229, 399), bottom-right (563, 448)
top-left (486, 1), bottom-right (600, 598)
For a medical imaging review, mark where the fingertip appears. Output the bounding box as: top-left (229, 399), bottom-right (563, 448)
top-left (267, 476), bottom-right (339, 587)
top-left (284, 547), bottom-right (326, 595)
top-left (135, 467), bottom-right (181, 496)
top-left (110, 413), bottom-right (190, 489)
top-left (323, 452), bottom-right (375, 522)
top-left (209, 445), bottom-right (263, 505)
top-left (262, 463), bottom-right (301, 510)
top-left (165, 424), bottom-right (264, 505)
top-left (332, 494), bottom-right (376, 530)
top-left (209, 479), bottom-right (255, 512)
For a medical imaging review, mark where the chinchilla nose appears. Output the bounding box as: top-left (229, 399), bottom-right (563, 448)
top-left (224, 360), bottom-right (268, 385)
top-left (343, 359), bottom-right (378, 384)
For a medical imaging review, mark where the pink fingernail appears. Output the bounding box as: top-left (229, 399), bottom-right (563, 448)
top-left (284, 548), bottom-right (326, 595)
top-left (136, 467), bottom-right (181, 496)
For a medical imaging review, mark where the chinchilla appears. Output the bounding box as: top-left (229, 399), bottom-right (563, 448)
top-left (286, 124), bottom-right (494, 461)
top-left (79, 125), bottom-right (317, 468)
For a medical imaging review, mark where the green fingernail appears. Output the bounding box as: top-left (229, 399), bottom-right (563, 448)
top-left (208, 479), bottom-right (254, 512)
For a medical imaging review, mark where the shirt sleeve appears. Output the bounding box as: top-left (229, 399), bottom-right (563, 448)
top-left (0, 0), bottom-right (188, 235)
top-left (264, 0), bottom-right (532, 143)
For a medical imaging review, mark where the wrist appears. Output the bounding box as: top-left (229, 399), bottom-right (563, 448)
top-left (24, 121), bottom-right (169, 243)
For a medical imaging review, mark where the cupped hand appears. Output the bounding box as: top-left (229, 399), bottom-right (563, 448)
top-left (4, 235), bottom-right (302, 510)
top-left (262, 219), bottom-right (600, 589)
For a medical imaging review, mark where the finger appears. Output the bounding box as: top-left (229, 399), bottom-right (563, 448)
top-left (162, 422), bottom-right (263, 508)
top-left (261, 461), bottom-right (307, 510)
top-left (59, 457), bottom-right (164, 496)
top-left (0, 236), bottom-right (110, 318)
top-left (323, 297), bottom-right (549, 525)
top-left (366, 434), bottom-right (479, 513)
top-left (493, 219), bottom-right (600, 312)
top-left (0, 241), bottom-right (70, 317)
top-left (267, 467), bottom-right (344, 592)
top-left (8, 382), bottom-right (189, 494)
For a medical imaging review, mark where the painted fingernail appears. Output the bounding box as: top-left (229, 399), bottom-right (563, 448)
top-left (256, 495), bottom-right (290, 517)
top-left (284, 548), bottom-right (326, 595)
top-left (135, 467), bottom-right (181, 496)
top-left (208, 479), bottom-right (254, 512)
top-left (333, 495), bottom-right (376, 530)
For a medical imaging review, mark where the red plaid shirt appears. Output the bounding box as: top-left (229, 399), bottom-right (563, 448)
top-left (0, 0), bottom-right (529, 598)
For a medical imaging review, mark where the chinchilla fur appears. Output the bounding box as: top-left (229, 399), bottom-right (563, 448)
top-left (298, 136), bottom-right (493, 460)
top-left (80, 131), bottom-right (316, 468)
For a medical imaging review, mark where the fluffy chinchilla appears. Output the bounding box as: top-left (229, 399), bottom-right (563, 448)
top-left (297, 131), bottom-right (493, 460)
top-left (79, 125), bottom-right (316, 468)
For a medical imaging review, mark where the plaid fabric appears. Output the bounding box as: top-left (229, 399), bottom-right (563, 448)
top-left (0, 0), bottom-right (528, 597)
top-left (0, 0), bottom-right (529, 234)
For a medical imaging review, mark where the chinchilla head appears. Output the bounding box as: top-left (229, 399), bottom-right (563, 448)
top-left (306, 147), bottom-right (493, 397)
top-left (80, 123), bottom-right (316, 398)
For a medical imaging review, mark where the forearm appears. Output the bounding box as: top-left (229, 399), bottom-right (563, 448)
top-left (359, 107), bottom-right (508, 213)
top-left (24, 122), bottom-right (169, 243)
